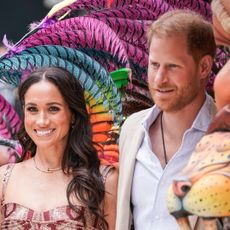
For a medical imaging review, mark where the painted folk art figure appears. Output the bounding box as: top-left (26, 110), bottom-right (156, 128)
top-left (167, 106), bottom-right (230, 230)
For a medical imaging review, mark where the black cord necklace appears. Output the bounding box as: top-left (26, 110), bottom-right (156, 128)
top-left (160, 111), bottom-right (168, 165)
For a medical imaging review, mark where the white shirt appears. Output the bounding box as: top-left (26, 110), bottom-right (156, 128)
top-left (131, 95), bottom-right (215, 230)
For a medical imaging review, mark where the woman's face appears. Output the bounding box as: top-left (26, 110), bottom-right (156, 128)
top-left (23, 80), bottom-right (73, 149)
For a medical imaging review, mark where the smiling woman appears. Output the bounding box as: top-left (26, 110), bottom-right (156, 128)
top-left (0, 67), bottom-right (118, 229)
top-left (23, 80), bottom-right (72, 151)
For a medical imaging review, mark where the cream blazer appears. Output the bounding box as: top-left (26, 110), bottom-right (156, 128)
top-left (115, 108), bottom-right (207, 230)
top-left (116, 109), bottom-right (149, 230)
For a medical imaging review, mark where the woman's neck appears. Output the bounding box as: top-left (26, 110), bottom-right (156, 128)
top-left (35, 148), bottom-right (63, 169)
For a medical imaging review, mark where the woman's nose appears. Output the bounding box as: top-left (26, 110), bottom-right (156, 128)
top-left (36, 112), bottom-right (50, 126)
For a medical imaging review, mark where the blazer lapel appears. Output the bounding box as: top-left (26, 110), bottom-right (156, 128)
top-left (121, 126), bottom-right (145, 228)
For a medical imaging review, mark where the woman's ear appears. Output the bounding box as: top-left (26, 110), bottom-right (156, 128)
top-left (71, 115), bottom-right (75, 128)
top-left (199, 55), bottom-right (213, 80)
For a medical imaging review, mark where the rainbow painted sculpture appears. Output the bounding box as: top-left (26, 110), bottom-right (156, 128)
top-left (0, 0), bottom-right (228, 166)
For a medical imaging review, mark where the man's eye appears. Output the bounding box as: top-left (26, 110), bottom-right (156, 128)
top-left (168, 64), bottom-right (178, 68)
top-left (151, 63), bottom-right (159, 69)
top-left (49, 106), bottom-right (60, 112)
top-left (26, 107), bottom-right (37, 112)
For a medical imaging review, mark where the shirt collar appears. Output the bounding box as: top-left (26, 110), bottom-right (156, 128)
top-left (141, 106), bottom-right (160, 132)
top-left (191, 94), bottom-right (216, 132)
top-left (141, 94), bottom-right (216, 133)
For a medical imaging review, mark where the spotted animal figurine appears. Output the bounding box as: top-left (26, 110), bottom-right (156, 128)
top-left (167, 106), bottom-right (230, 230)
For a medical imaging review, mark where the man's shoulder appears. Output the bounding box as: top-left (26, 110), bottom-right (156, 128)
top-left (122, 108), bottom-right (152, 128)
top-left (198, 95), bottom-right (217, 127)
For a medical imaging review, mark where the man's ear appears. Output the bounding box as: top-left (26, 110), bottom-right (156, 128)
top-left (199, 55), bottom-right (213, 80)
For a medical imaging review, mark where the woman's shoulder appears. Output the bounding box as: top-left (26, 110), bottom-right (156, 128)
top-left (0, 164), bottom-right (14, 199)
top-left (100, 165), bottom-right (117, 180)
top-left (0, 164), bottom-right (13, 179)
top-left (0, 161), bottom-right (27, 185)
top-left (105, 168), bottom-right (118, 194)
top-left (100, 165), bottom-right (118, 191)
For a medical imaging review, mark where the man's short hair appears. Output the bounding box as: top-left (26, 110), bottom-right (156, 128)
top-left (147, 10), bottom-right (216, 62)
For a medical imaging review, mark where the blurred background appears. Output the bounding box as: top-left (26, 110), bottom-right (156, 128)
top-left (0, 0), bottom-right (62, 107)
top-left (0, 0), bottom-right (62, 43)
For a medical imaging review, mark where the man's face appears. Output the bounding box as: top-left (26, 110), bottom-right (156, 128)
top-left (148, 35), bottom-right (203, 112)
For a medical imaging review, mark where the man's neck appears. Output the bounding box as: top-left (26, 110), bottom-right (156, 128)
top-left (150, 94), bottom-right (206, 165)
top-left (164, 92), bottom-right (206, 136)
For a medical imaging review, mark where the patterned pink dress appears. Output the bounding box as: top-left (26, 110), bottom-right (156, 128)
top-left (1, 164), bottom-right (110, 229)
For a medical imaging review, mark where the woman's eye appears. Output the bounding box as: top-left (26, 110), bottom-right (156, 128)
top-left (49, 106), bottom-right (60, 112)
top-left (26, 107), bottom-right (38, 112)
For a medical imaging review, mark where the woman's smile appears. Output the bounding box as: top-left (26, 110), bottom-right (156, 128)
top-left (24, 80), bottom-right (73, 148)
top-left (35, 129), bottom-right (55, 137)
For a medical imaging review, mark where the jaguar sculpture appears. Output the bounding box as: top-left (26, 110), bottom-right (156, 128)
top-left (167, 105), bottom-right (230, 230)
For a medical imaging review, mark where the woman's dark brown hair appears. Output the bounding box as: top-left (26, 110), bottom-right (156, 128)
top-left (17, 66), bottom-right (108, 228)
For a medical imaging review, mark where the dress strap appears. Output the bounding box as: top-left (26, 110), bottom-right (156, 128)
top-left (100, 165), bottom-right (115, 184)
top-left (1, 164), bottom-right (15, 206)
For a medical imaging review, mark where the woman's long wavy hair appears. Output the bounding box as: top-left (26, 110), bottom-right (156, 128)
top-left (17, 66), bottom-right (108, 228)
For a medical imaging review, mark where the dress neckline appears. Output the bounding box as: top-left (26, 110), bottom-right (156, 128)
top-left (2, 202), bottom-right (84, 214)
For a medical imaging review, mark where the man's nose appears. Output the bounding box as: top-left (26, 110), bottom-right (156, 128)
top-left (154, 67), bottom-right (168, 85)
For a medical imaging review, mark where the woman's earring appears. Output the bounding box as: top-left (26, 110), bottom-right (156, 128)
top-left (23, 133), bottom-right (30, 141)
top-left (71, 117), bottom-right (75, 128)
